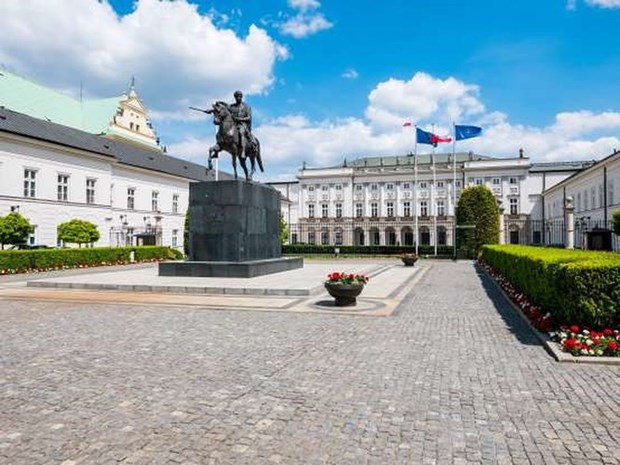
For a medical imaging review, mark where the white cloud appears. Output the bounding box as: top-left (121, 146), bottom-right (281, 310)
top-left (278, 12), bottom-right (333, 38)
top-left (0, 0), bottom-right (287, 118)
top-left (170, 72), bottom-right (620, 178)
top-left (585, 0), bottom-right (620, 7)
top-left (288, 0), bottom-right (321, 10)
top-left (365, 72), bottom-right (485, 130)
top-left (342, 68), bottom-right (359, 79)
top-left (566, 0), bottom-right (577, 10)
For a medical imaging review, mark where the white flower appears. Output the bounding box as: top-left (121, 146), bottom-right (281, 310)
top-left (586, 339), bottom-right (594, 346)
top-left (583, 329), bottom-right (590, 335)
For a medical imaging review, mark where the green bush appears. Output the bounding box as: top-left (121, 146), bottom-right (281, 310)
top-left (481, 244), bottom-right (620, 327)
top-left (282, 244), bottom-right (453, 256)
top-left (456, 186), bottom-right (499, 258)
top-left (613, 209), bottom-right (620, 236)
top-left (57, 219), bottom-right (100, 245)
top-left (0, 246), bottom-right (181, 275)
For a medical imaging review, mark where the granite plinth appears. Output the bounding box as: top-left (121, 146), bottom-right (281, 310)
top-left (189, 181), bottom-right (281, 262)
top-left (159, 257), bottom-right (303, 278)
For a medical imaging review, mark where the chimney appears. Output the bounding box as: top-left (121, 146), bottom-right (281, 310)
top-left (468, 151), bottom-right (473, 161)
top-left (519, 148), bottom-right (525, 159)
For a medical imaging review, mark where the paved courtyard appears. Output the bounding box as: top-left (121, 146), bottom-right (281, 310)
top-left (1, 260), bottom-right (619, 464)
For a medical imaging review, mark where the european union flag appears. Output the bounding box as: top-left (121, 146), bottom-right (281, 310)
top-left (455, 125), bottom-right (482, 141)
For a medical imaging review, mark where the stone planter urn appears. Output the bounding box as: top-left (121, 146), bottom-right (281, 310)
top-left (324, 282), bottom-right (365, 307)
top-left (400, 255), bottom-right (418, 267)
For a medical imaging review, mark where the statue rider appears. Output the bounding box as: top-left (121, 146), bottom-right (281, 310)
top-left (229, 90), bottom-right (252, 159)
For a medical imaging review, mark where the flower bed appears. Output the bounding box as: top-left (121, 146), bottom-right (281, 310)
top-left (553, 326), bottom-right (619, 357)
top-left (480, 261), bottom-right (620, 358)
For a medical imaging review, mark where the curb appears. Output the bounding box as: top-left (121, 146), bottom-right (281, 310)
top-left (481, 266), bottom-right (620, 366)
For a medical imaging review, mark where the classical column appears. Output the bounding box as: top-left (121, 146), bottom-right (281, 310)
top-left (498, 200), bottom-right (506, 244)
top-left (564, 196), bottom-right (575, 249)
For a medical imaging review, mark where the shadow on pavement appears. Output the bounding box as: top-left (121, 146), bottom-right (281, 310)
top-left (474, 262), bottom-right (541, 347)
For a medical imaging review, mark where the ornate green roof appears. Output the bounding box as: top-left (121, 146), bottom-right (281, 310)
top-left (0, 68), bottom-right (121, 134)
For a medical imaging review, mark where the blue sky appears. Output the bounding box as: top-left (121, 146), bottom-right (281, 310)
top-left (1, 0), bottom-right (620, 181)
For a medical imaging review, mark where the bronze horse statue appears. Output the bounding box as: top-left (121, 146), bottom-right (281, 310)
top-left (207, 101), bottom-right (264, 181)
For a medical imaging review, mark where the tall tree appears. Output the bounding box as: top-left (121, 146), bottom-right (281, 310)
top-left (57, 219), bottom-right (100, 247)
top-left (0, 212), bottom-right (33, 249)
top-left (456, 185), bottom-right (500, 257)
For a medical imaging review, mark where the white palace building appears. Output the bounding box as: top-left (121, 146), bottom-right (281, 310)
top-left (270, 149), bottom-right (620, 251)
top-left (0, 69), bottom-right (211, 250)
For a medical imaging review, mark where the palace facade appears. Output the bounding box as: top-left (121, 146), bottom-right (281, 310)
top-left (269, 151), bottom-right (612, 248)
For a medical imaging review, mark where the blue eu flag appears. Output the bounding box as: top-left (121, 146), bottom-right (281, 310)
top-left (454, 125), bottom-right (482, 141)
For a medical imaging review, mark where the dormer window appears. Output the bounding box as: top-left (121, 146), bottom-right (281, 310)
top-left (130, 122), bottom-right (134, 130)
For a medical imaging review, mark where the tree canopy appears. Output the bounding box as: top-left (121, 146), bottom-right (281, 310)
top-left (57, 219), bottom-right (100, 246)
top-left (0, 212), bottom-right (33, 249)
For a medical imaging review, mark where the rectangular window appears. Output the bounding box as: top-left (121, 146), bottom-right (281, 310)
top-left (403, 182), bottom-right (410, 189)
top-left (386, 201), bottom-right (394, 217)
top-left (335, 184), bottom-right (342, 191)
top-left (437, 200), bottom-right (445, 216)
top-left (608, 179), bottom-right (615, 206)
top-left (492, 178), bottom-right (501, 185)
top-left (403, 201), bottom-right (411, 217)
top-left (386, 183), bottom-right (394, 190)
top-left (308, 204), bottom-right (315, 218)
top-left (86, 178), bottom-right (96, 204)
top-left (308, 185), bottom-right (315, 192)
top-left (371, 184), bottom-right (378, 191)
top-left (335, 202), bottom-right (342, 218)
top-left (172, 194), bottom-right (179, 213)
top-left (152, 191), bottom-right (159, 212)
top-left (127, 188), bottom-right (135, 210)
top-left (590, 187), bottom-right (596, 210)
top-left (355, 184), bottom-right (363, 191)
top-left (509, 177), bottom-right (518, 185)
top-left (455, 180), bottom-right (461, 187)
top-left (172, 229), bottom-right (178, 248)
top-left (355, 203), bottom-right (363, 218)
top-left (510, 198), bottom-right (518, 215)
top-left (371, 202), bottom-right (378, 217)
top-left (321, 185), bottom-right (328, 191)
top-left (28, 225), bottom-right (37, 246)
top-left (584, 190), bottom-right (589, 210)
top-left (598, 184), bottom-right (604, 209)
top-left (321, 203), bottom-right (328, 218)
top-left (23, 169), bottom-right (37, 198)
top-left (437, 181), bottom-right (444, 188)
top-left (475, 178), bottom-right (483, 186)
top-left (420, 201), bottom-right (428, 216)
top-left (57, 174), bottom-right (69, 201)
top-left (420, 182), bottom-right (427, 189)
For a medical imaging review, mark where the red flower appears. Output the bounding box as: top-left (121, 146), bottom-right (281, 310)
top-left (607, 341), bottom-right (618, 352)
top-left (603, 328), bottom-right (613, 337)
top-left (570, 325), bottom-right (579, 334)
top-left (564, 338), bottom-right (579, 349)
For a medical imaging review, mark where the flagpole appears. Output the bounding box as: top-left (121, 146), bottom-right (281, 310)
top-left (414, 125), bottom-right (419, 256)
top-left (432, 124), bottom-right (437, 257)
top-left (452, 123), bottom-right (457, 260)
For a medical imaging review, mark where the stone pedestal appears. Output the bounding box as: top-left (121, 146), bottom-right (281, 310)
top-left (159, 180), bottom-right (303, 278)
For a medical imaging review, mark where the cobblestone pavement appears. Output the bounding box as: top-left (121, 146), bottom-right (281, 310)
top-left (1, 261), bottom-right (619, 465)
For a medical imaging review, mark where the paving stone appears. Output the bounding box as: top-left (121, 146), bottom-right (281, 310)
top-left (0, 261), bottom-right (619, 464)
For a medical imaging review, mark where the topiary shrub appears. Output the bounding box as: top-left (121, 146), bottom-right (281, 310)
top-left (0, 212), bottom-right (33, 249)
top-left (456, 186), bottom-right (499, 258)
top-left (481, 244), bottom-right (620, 327)
top-left (57, 219), bottom-right (100, 246)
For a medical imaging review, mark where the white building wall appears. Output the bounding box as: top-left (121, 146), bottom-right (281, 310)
top-left (0, 134), bottom-right (191, 250)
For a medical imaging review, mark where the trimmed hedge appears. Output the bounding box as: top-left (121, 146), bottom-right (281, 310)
top-left (0, 246), bottom-right (182, 275)
top-left (480, 244), bottom-right (620, 327)
top-left (282, 244), bottom-right (454, 256)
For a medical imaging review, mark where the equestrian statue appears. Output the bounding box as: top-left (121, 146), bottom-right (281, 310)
top-left (190, 90), bottom-right (264, 181)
